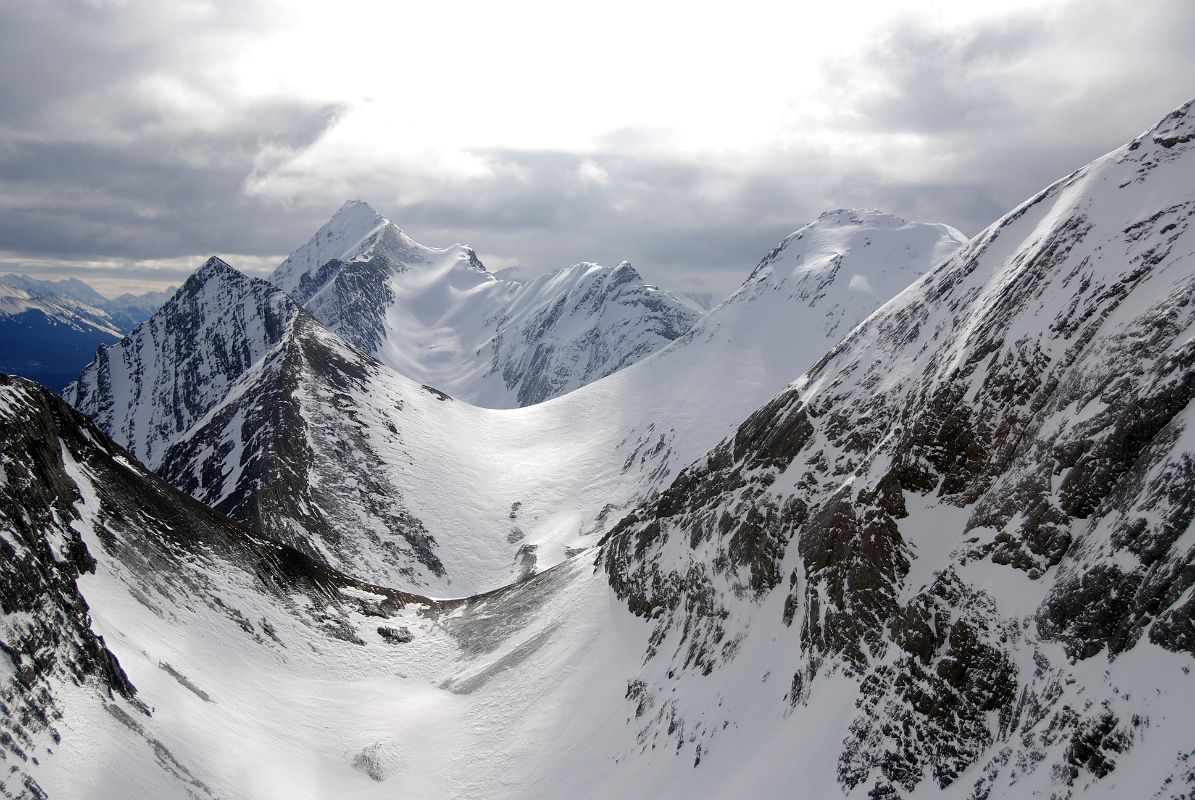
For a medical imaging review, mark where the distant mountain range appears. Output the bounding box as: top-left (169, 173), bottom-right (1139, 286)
top-left (0, 274), bottom-right (173, 391)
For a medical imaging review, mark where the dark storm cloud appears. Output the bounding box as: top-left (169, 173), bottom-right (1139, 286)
top-left (0, 0), bottom-right (344, 287)
top-left (1, 0), bottom-right (1193, 296)
top-left (0, 102), bottom-right (340, 259)
top-left (0, 1), bottom-right (285, 133)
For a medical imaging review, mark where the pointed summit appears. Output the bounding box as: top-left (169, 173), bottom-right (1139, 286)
top-left (266, 200), bottom-right (706, 407)
top-left (271, 200), bottom-right (394, 295)
top-left (189, 255), bottom-right (240, 284)
top-left (65, 256), bottom-right (302, 468)
top-left (201, 254), bottom-right (235, 270)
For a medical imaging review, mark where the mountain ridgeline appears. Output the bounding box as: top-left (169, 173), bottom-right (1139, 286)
top-left (64, 258), bottom-right (462, 590)
top-left (1, 100), bottom-right (1192, 798)
top-left (59, 209), bottom-right (964, 597)
top-left (270, 200), bottom-right (701, 408)
top-left (601, 99), bottom-right (1195, 797)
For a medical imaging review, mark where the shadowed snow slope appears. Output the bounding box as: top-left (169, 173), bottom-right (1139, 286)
top-left (270, 200), bottom-right (701, 408)
top-left (0, 374), bottom-right (435, 799)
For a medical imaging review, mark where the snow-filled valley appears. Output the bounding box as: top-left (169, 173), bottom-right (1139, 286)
top-left (3, 99), bottom-right (1195, 799)
top-left (64, 205), bottom-right (963, 595)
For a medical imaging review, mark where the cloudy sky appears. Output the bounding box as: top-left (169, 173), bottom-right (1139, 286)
top-left (1, 0), bottom-right (1192, 296)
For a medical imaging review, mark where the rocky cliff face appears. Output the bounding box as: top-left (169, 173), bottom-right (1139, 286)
top-left (63, 258), bottom-right (297, 470)
top-left (152, 310), bottom-right (452, 590)
top-left (480, 260), bottom-right (699, 406)
top-left (601, 101), bottom-right (1195, 798)
top-left (0, 376), bottom-right (138, 799)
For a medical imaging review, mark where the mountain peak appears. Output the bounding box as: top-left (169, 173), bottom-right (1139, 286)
top-left (271, 201), bottom-right (402, 295)
top-left (0, 273), bottom-right (109, 306)
top-left (338, 198), bottom-right (381, 213)
top-left (330, 198), bottom-right (390, 229)
top-left (184, 256), bottom-right (244, 291)
top-left (461, 245), bottom-right (487, 272)
top-left (199, 255), bottom-right (236, 273)
top-left (65, 256), bottom-right (302, 470)
top-left (736, 209), bottom-right (967, 330)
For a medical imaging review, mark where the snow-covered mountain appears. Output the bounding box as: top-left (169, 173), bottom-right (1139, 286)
top-left (1, 273), bottom-right (173, 333)
top-left (270, 200), bottom-right (700, 407)
top-left (102, 286), bottom-right (177, 332)
top-left (63, 258), bottom-right (298, 470)
top-left (474, 260), bottom-right (698, 407)
top-left (3, 371), bottom-right (669, 799)
top-left (62, 207), bottom-right (960, 594)
top-left (62, 259), bottom-right (453, 589)
top-left (486, 208), bottom-right (966, 564)
top-left (0, 273), bottom-right (112, 307)
top-left (599, 99), bottom-right (1195, 797)
top-left (60, 256), bottom-right (680, 593)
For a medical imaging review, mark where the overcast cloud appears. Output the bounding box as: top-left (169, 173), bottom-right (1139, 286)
top-left (1, 0), bottom-right (1192, 296)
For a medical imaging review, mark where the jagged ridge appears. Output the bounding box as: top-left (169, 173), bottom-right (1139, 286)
top-left (600, 101), bottom-right (1195, 797)
top-left (269, 201), bottom-right (701, 408)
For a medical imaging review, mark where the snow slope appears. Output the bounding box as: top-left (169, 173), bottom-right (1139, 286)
top-left (0, 376), bottom-right (658, 799)
top-left (270, 200), bottom-right (700, 407)
top-left (0, 374), bottom-right (444, 799)
top-left (600, 99), bottom-right (1195, 798)
top-left (474, 208), bottom-right (966, 567)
